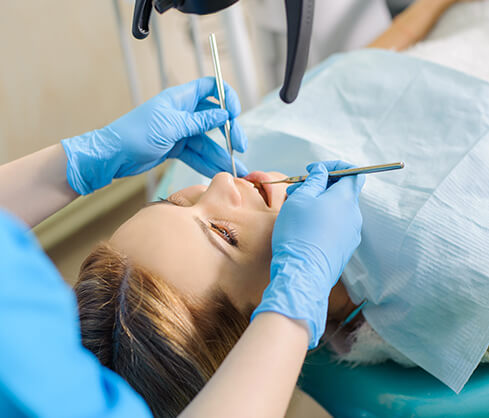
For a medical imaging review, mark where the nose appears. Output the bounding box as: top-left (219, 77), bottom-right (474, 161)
top-left (202, 172), bottom-right (242, 207)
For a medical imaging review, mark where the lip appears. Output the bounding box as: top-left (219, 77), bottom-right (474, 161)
top-left (244, 171), bottom-right (273, 207)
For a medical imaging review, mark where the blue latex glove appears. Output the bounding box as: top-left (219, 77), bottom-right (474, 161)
top-left (62, 77), bottom-right (248, 195)
top-left (252, 161), bottom-right (365, 349)
top-left (0, 210), bottom-right (151, 416)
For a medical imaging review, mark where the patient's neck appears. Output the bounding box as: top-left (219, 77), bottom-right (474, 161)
top-left (328, 279), bottom-right (357, 323)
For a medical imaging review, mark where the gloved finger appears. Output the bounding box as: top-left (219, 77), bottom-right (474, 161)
top-left (195, 77), bottom-right (242, 119)
top-left (233, 156), bottom-right (248, 177)
top-left (179, 147), bottom-right (248, 178)
top-left (286, 161), bottom-right (336, 196)
top-left (166, 138), bottom-right (186, 159)
top-left (290, 162), bottom-right (330, 198)
top-left (355, 174), bottom-right (366, 195)
top-left (182, 135), bottom-right (249, 177)
top-left (286, 183), bottom-right (302, 196)
top-left (287, 177), bottom-right (341, 196)
top-left (213, 118), bottom-right (248, 153)
top-left (194, 100), bottom-right (247, 153)
top-left (178, 150), bottom-right (221, 178)
top-left (229, 119), bottom-right (248, 153)
top-left (194, 96), bottom-right (248, 152)
top-left (179, 108), bottom-right (229, 138)
top-left (307, 160), bottom-right (359, 191)
top-left (195, 98), bottom-right (219, 113)
top-left (324, 172), bottom-right (365, 201)
top-left (322, 163), bottom-right (366, 197)
top-left (323, 175), bottom-right (365, 233)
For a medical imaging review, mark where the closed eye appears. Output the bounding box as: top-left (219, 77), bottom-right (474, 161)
top-left (209, 222), bottom-right (238, 247)
top-left (166, 193), bottom-right (191, 207)
top-left (145, 198), bottom-right (178, 208)
top-left (150, 195), bottom-right (189, 207)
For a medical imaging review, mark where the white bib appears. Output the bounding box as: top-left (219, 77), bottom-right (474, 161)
top-left (164, 50), bottom-right (489, 393)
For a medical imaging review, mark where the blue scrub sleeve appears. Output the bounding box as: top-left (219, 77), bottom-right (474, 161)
top-left (0, 210), bottom-right (151, 417)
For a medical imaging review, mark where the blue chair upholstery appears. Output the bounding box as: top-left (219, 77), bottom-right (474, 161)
top-left (298, 348), bottom-right (489, 417)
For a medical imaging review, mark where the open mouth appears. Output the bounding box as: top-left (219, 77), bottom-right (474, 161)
top-left (244, 172), bottom-right (273, 207)
top-left (253, 183), bottom-right (269, 206)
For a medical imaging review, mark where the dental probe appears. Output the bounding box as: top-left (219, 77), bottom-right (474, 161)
top-left (209, 33), bottom-right (237, 178)
top-left (260, 162), bottom-right (405, 184)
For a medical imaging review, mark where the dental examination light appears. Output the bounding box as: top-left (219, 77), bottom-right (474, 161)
top-left (132, 0), bottom-right (315, 103)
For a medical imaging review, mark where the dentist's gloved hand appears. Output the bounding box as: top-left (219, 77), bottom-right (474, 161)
top-left (252, 161), bottom-right (365, 349)
top-left (61, 77), bottom-right (248, 195)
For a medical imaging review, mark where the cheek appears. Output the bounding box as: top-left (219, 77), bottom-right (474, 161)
top-left (241, 212), bottom-right (276, 268)
top-left (222, 212), bottom-right (277, 309)
top-left (245, 225), bottom-right (274, 306)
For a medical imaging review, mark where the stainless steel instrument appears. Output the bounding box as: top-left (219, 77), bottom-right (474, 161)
top-left (260, 162), bottom-right (405, 184)
top-left (209, 33), bottom-right (237, 178)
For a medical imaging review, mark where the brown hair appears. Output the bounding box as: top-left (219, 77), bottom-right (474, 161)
top-left (75, 242), bottom-right (252, 418)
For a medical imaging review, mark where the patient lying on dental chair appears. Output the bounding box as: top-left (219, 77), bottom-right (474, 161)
top-left (75, 1), bottom-right (489, 416)
top-left (75, 168), bottom-right (360, 418)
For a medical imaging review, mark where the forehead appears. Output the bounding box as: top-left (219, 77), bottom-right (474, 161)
top-left (110, 203), bottom-right (233, 297)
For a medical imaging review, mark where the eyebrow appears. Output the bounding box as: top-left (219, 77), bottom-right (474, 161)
top-left (193, 216), bottom-right (234, 262)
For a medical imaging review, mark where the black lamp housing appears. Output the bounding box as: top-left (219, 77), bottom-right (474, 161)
top-left (132, 0), bottom-right (314, 103)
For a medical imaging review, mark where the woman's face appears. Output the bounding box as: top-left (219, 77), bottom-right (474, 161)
top-left (110, 171), bottom-right (289, 310)
top-left (111, 171), bottom-right (354, 319)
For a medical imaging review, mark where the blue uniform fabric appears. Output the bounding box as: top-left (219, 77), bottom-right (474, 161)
top-left (0, 210), bottom-right (151, 417)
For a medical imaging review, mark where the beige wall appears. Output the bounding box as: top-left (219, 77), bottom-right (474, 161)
top-left (1, 2), bottom-right (242, 276)
top-left (0, 2), bottom-right (237, 164)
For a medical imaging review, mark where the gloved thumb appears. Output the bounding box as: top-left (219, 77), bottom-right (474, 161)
top-left (290, 162), bottom-right (329, 198)
top-left (180, 108), bottom-right (229, 138)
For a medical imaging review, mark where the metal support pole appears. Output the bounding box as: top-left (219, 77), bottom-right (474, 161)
top-left (145, 16), bottom-right (170, 199)
top-left (189, 16), bottom-right (206, 78)
top-left (112, 0), bottom-right (162, 200)
top-left (150, 17), bottom-right (168, 89)
top-left (112, 0), bottom-right (143, 106)
top-left (221, 3), bottom-right (260, 110)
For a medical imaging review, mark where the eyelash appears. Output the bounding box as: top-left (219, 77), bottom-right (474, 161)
top-left (209, 221), bottom-right (238, 247)
top-left (157, 196), bottom-right (238, 247)
top-left (158, 194), bottom-right (187, 207)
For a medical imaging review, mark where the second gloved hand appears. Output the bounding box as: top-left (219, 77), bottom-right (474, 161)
top-left (62, 77), bottom-right (248, 195)
top-left (252, 161), bottom-right (365, 348)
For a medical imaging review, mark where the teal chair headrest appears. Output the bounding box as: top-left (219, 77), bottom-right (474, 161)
top-left (299, 349), bottom-right (489, 418)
